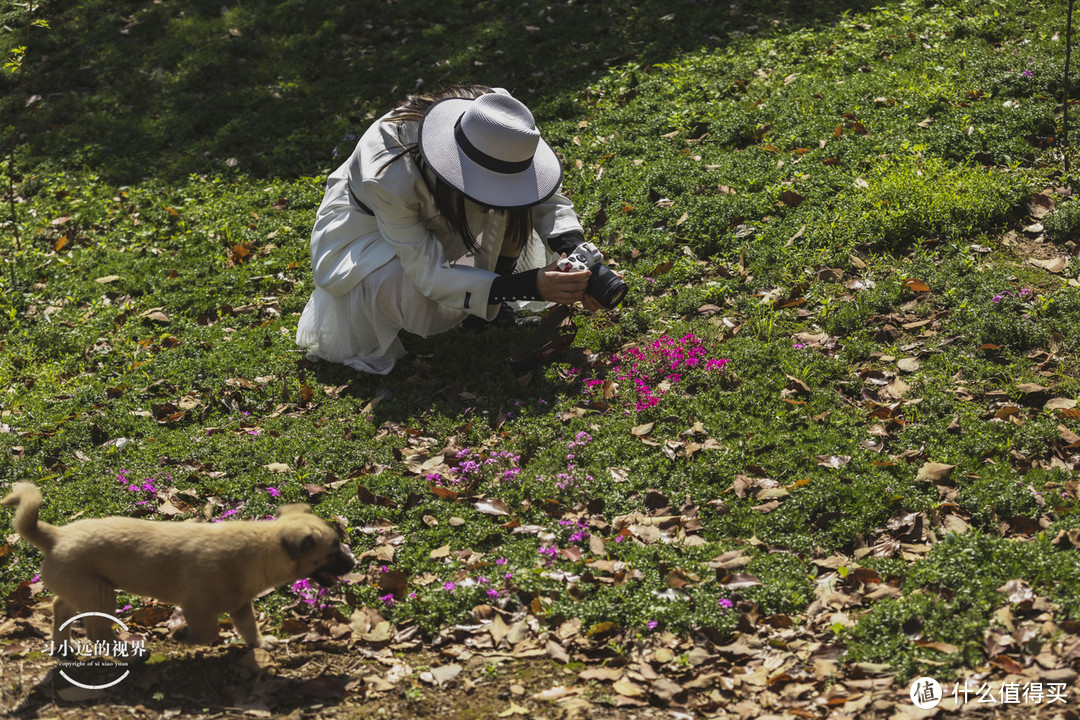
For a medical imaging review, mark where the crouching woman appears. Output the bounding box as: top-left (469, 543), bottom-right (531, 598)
top-left (295, 84), bottom-right (614, 374)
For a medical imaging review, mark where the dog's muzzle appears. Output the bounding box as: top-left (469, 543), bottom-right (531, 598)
top-left (311, 543), bottom-right (355, 587)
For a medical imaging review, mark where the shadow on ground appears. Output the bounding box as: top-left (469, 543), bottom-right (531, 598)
top-left (5, 0), bottom-right (877, 183)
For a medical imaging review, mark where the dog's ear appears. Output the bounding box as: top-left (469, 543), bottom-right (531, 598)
top-left (280, 528), bottom-right (318, 561)
top-left (276, 503), bottom-right (313, 518)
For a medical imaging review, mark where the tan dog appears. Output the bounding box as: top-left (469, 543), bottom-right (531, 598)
top-left (1, 482), bottom-right (354, 650)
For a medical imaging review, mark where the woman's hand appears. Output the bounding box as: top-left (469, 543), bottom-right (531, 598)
top-left (536, 255), bottom-right (590, 305)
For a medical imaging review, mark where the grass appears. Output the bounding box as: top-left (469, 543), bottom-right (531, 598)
top-left (2, 0), bottom-right (1080, 686)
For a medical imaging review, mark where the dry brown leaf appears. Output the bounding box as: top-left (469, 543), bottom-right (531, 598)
top-left (914, 640), bottom-right (960, 654)
top-left (720, 572), bottom-right (762, 589)
top-left (1060, 424), bottom-right (1080, 446)
top-left (613, 678), bottom-right (646, 698)
top-left (915, 462), bottom-right (955, 483)
top-left (533, 685), bottom-right (581, 702)
top-left (474, 498), bottom-right (512, 516)
top-left (896, 357), bottom-right (921, 373)
top-left (815, 454), bottom-right (851, 469)
top-left (1029, 256), bottom-right (1070, 274)
top-left (578, 666), bottom-right (623, 683)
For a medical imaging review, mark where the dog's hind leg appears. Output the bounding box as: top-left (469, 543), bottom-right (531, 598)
top-left (230, 601), bottom-right (276, 649)
top-left (171, 603), bottom-right (220, 645)
top-left (77, 578), bottom-right (119, 642)
top-left (45, 573), bottom-right (118, 642)
top-left (52, 597), bottom-right (76, 643)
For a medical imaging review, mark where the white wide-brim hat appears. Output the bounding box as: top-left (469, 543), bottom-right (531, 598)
top-left (418, 90), bottom-right (563, 209)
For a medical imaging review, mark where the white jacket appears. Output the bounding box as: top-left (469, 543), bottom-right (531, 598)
top-left (309, 110), bottom-right (582, 318)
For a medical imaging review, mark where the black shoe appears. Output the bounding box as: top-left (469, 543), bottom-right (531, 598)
top-left (463, 306), bottom-right (541, 330)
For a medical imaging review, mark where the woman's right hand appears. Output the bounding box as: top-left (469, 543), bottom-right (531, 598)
top-left (536, 255), bottom-right (591, 305)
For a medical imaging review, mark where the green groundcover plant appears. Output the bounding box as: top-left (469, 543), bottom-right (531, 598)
top-left (2, 0), bottom-right (1080, 695)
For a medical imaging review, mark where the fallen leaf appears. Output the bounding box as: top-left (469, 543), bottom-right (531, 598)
top-left (533, 685), bottom-right (580, 702)
top-left (613, 678), bottom-right (646, 698)
top-left (421, 663), bottom-right (462, 687)
top-left (1029, 256), bottom-right (1069, 274)
top-left (914, 640), bottom-right (959, 654)
top-left (578, 666), bottom-right (623, 682)
top-left (720, 572), bottom-right (761, 589)
top-left (915, 462), bottom-right (955, 483)
top-left (896, 357), bottom-right (921, 373)
top-left (497, 702), bottom-right (530, 717)
top-left (474, 498), bottom-right (512, 516)
top-left (1061, 424), bottom-right (1080, 446)
top-left (996, 578), bottom-right (1035, 605)
top-left (780, 190), bottom-right (806, 206)
top-left (815, 454), bottom-right (851, 469)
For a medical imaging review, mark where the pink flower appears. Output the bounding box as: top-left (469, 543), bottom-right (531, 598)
top-left (444, 582), bottom-right (456, 593)
top-left (379, 593), bottom-right (395, 606)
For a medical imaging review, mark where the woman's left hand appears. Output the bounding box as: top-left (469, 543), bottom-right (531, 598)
top-left (537, 255), bottom-right (591, 305)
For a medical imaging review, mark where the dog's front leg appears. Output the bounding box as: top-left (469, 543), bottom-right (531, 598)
top-left (231, 601), bottom-right (278, 650)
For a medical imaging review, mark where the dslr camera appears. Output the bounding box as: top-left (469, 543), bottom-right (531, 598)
top-left (556, 242), bottom-right (628, 309)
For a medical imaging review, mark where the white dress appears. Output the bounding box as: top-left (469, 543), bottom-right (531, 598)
top-left (295, 110), bottom-right (581, 374)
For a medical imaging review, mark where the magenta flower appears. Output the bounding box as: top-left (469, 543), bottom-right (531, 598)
top-left (379, 593), bottom-right (395, 607)
top-left (443, 581), bottom-right (456, 593)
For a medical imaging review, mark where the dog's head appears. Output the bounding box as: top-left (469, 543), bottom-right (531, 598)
top-left (277, 504), bottom-right (355, 587)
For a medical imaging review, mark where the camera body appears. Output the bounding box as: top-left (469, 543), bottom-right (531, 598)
top-left (556, 242), bottom-right (628, 309)
top-left (556, 242), bottom-right (603, 273)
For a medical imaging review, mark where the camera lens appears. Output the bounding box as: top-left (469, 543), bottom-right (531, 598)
top-left (587, 264), bottom-right (628, 308)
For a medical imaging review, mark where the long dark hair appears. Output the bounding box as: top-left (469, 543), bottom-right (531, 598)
top-left (379, 84), bottom-right (533, 256)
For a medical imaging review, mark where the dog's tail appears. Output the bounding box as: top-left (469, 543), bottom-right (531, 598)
top-left (0, 483), bottom-right (57, 552)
